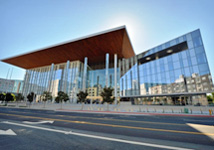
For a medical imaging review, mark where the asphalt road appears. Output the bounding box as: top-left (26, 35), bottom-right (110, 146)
top-left (0, 107), bottom-right (214, 150)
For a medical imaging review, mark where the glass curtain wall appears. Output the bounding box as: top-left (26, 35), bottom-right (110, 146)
top-left (120, 29), bottom-right (214, 105)
top-left (22, 61), bottom-right (84, 102)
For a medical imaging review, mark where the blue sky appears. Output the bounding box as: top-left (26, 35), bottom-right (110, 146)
top-left (0, 0), bottom-right (214, 81)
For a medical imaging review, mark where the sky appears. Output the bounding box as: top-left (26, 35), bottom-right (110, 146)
top-left (0, 0), bottom-right (214, 81)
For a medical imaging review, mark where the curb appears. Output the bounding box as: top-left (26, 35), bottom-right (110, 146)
top-left (55, 109), bottom-right (214, 117)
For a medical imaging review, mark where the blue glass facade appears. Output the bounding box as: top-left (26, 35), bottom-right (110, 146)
top-left (120, 29), bottom-right (214, 105)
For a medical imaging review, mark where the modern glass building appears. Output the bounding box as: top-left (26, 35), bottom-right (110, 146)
top-left (0, 78), bottom-right (23, 94)
top-left (2, 26), bottom-right (214, 105)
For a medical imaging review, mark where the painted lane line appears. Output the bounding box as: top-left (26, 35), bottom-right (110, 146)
top-left (0, 129), bottom-right (16, 135)
top-left (0, 112), bottom-right (214, 136)
top-left (23, 120), bottom-right (54, 124)
top-left (1, 111), bottom-right (186, 126)
top-left (2, 121), bottom-right (193, 150)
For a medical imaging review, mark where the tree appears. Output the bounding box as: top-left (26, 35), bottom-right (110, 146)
top-left (0, 93), bottom-right (6, 102)
top-left (41, 91), bottom-right (52, 108)
top-left (207, 92), bottom-right (214, 104)
top-left (27, 92), bottom-right (35, 106)
top-left (55, 91), bottom-right (69, 109)
top-left (15, 93), bottom-right (24, 106)
top-left (16, 93), bottom-right (24, 102)
top-left (77, 91), bottom-right (88, 110)
top-left (5, 93), bottom-right (16, 104)
top-left (101, 87), bottom-right (114, 104)
top-left (77, 91), bottom-right (88, 103)
top-left (207, 95), bottom-right (213, 104)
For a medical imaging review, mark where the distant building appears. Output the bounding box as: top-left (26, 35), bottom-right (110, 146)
top-left (0, 78), bottom-right (23, 94)
top-left (1, 26), bottom-right (214, 105)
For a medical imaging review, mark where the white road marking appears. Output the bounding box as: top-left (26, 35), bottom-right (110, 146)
top-left (2, 121), bottom-right (193, 150)
top-left (23, 120), bottom-right (54, 124)
top-left (0, 129), bottom-right (16, 135)
top-left (187, 123), bottom-right (214, 140)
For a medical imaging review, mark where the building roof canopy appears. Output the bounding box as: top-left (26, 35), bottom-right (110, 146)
top-left (1, 26), bottom-right (135, 69)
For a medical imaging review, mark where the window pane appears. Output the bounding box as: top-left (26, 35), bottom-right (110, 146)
top-left (173, 61), bottom-right (181, 69)
top-left (187, 41), bottom-right (194, 49)
top-left (181, 51), bottom-right (187, 59)
top-left (196, 53), bottom-right (207, 64)
top-left (191, 57), bottom-right (197, 65)
top-left (183, 59), bottom-right (189, 67)
top-left (191, 30), bottom-right (200, 38)
top-left (174, 69), bottom-right (182, 79)
top-left (184, 67), bottom-right (190, 76)
top-left (195, 46), bottom-right (204, 54)
top-left (172, 53), bottom-right (179, 62)
top-left (189, 49), bottom-right (196, 57)
top-left (198, 64), bottom-right (209, 75)
top-left (193, 65), bottom-right (199, 74)
top-left (193, 36), bottom-right (202, 47)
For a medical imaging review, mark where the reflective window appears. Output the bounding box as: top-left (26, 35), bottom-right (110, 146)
top-left (191, 57), bottom-right (197, 65)
top-left (189, 49), bottom-right (196, 57)
top-left (170, 40), bottom-right (176, 46)
top-left (168, 63), bottom-right (174, 71)
top-left (186, 34), bottom-right (192, 41)
top-left (195, 46), bottom-right (204, 54)
top-left (179, 36), bottom-right (184, 43)
top-left (187, 41), bottom-right (194, 49)
top-left (183, 35), bottom-right (187, 41)
top-left (165, 42), bottom-right (170, 48)
top-left (183, 59), bottom-right (189, 67)
top-left (174, 69), bottom-right (182, 79)
top-left (193, 65), bottom-right (199, 74)
top-left (196, 53), bottom-right (207, 64)
top-left (184, 67), bottom-right (190, 76)
top-left (198, 64), bottom-right (209, 75)
top-left (193, 36), bottom-right (202, 47)
top-left (181, 51), bottom-right (187, 59)
top-left (172, 53), bottom-right (179, 62)
top-left (191, 30), bottom-right (200, 38)
top-left (173, 61), bottom-right (181, 69)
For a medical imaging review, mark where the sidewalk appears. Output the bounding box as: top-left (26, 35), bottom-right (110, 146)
top-left (1, 102), bottom-right (214, 117)
top-left (55, 109), bottom-right (214, 117)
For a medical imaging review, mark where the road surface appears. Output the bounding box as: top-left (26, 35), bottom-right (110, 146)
top-left (0, 107), bottom-right (214, 150)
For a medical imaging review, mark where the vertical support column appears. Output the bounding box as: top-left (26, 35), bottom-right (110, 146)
top-left (74, 62), bottom-right (80, 102)
top-left (114, 54), bottom-right (117, 104)
top-left (22, 70), bottom-right (28, 99)
top-left (64, 61), bottom-right (70, 93)
top-left (28, 70), bottom-right (33, 94)
top-left (105, 53), bottom-right (109, 87)
top-left (118, 60), bottom-right (121, 97)
top-left (35, 68), bottom-right (42, 98)
top-left (82, 57), bottom-right (88, 92)
top-left (135, 56), bottom-right (140, 95)
top-left (48, 63), bottom-right (55, 93)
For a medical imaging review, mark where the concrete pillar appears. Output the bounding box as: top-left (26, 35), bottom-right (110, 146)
top-left (105, 53), bottom-right (109, 87)
top-left (82, 57), bottom-right (88, 92)
top-left (114, 54), bottom-right (117, 103)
